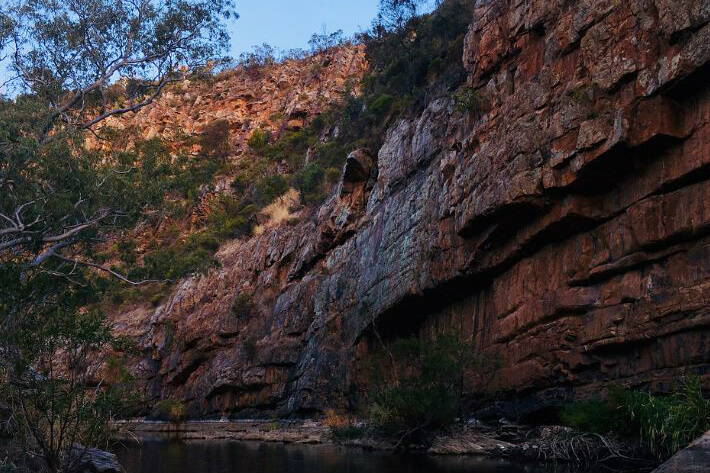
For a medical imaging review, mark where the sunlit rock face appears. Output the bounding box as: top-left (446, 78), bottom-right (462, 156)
top-left (109, 0), bottom-right (710, 418)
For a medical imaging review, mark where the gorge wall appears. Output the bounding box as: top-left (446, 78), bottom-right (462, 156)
top-left (109, 0), bottom-right (710, 418)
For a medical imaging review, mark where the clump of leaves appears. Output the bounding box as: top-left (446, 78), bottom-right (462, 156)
top-left (247, 128), bottom-right (271, 153)
top-left (200, 119), bottom-right (232, 159)
top-left (453, 86), bottom-right (484, 115)
top-left (366, 335), bottom-right (499, 446)
top-left (618, 377), bottom-right (710, 459)
top-left (231, 293), bottom-right (256, 319)
top-left (560, 399), bottom-right (621, 434)
top-left (0, 275), bottom-right (139, 473)
top-left (362, 0), bottom-right (474, 114)
top-left (561, 377), bottom-right (710, 460)
top-left (368, 93), bottom-right (396, 117)
top-left (150, 399), bottom-right (187, 423)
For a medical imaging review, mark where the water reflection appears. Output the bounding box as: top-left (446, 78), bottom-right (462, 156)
top-left (115, 440), bottom-right (554, 473)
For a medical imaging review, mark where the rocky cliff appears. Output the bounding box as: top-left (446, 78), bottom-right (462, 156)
top-left (109, 0), bottom-right (710, 418)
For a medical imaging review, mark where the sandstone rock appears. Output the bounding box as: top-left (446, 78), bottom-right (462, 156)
top-left (70, 445), bottom-right (123, 473)
top-left (653, 431), bottom-right (710, 473)
top-left (105, 0), bottom-right (710, 420)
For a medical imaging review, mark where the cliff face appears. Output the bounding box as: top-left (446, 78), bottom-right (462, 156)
top-left (110, 0), bottom-right (710, 418)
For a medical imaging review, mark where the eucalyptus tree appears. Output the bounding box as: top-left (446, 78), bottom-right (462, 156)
top-left (0, 0), bottom-right (236, 280)
top-left (0, 1), bottom-right (236, 470)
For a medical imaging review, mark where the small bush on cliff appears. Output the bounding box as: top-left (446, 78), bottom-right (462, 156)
top-left (255, 174), bottom-right (289, 205)
top-left (200, 119), bottom-right (232, 159)
top-left (368, 93), bottom-right (396, 117)
top-left (366, 335), bottom-right (499, 446)
top-left (561, 377), bottom-right (710, 460)
top-left (247, 128), bottom-right (271, 153)
top-left (453, 86), bottom-right (484, 116)
top-left (231, 293), bottom-right (256, 319)
top-left (292, 163), bottom-right (326, 204)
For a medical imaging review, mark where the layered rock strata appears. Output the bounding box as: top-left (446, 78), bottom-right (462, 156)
top-left (110, 0), bottom-right (710, 417)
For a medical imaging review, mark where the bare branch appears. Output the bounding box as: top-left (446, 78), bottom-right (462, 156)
top-left (0, 236), bottom-right (31, 251)
top-left (79, 75), bottom-right (182, 130)
top-left (53, 253), bottom-right (166, 286)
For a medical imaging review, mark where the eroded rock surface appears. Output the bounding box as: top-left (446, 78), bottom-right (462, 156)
top-left (109, 0), bottom-right (710, 418)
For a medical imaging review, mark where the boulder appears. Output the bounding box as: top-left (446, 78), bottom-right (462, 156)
top-left (71, 445), bottom-right (123, 473)
top-left (653, 432), bottom-right (710, 473)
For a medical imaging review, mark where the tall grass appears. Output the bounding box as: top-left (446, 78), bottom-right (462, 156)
top-left (561, 377), bottom-right (710, 460)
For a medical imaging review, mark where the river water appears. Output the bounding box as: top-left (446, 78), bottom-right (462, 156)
top-left (114, 440), bottom-right (558, 473)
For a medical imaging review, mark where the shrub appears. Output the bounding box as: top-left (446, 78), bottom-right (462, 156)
top-left (231, 293), bottom-right (256, 319)
top-left (453, 86), bottom-right (484, 115)
top-left (561, 377), bottom-right (710, 460)
top-left (324, 409), bottom-right (366, 441)
top-left (362, 0), bottom-right (474, 113)
top-left (368, 93), bottom-right (395, 117)
top-left (200, 119), bottom-right (231, 159)
top-left (560, 399), bottom-right (620, 434)
top-left (151, 399), bottom-right (187, 423)
top-left (292, 163), bottom-right (325, 204)
top-left (239, 43), bottom-right (277, 70)
top-left (255, 174), bottom-right (289, 205)
top-left (618, 377), bottom-right (710, 459)
top-left (367, 335), bottom-right (497, 445)
top-left (325, 166), bottom-right (342, 184)
top-left (308, 29), bottom-right (346, 53)
top-left (568, 85), bottom-right (592, 105)
top-left (331, 425), bottom-right (366, 441)
top-left (247, 128), bottom-right (271, 153)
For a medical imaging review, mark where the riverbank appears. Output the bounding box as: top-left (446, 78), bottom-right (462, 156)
top-left (114, 419), bottom-right (518, 455)
top-left (112, 419), bottom-right (651, 469)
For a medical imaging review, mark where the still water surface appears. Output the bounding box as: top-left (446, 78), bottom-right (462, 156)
top-left (115, 440), bottom-right (556, 473)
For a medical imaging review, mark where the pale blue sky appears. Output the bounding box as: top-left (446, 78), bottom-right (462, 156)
top-left (228, 1), bottom-right (382, 57)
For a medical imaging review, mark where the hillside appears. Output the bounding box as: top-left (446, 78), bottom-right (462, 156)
top-left (101, 0), bottom-right (710, 422)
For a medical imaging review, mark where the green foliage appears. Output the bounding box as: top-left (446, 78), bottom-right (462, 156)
top-left (618, 378), bottom-right (710, 459)
top-left (0, 0), bottom-right (235, 281)
top-left (150, 399), bottom-right (187, 423)
top-left (308, 29), bottom-right (347, 53)
top-left (367, 335), bottom-right (497, 444)
top-left (330, 425), bottom-right (366, 441)
top-left (560, 399), bottom-right (620, 434)
top-left (568, 85), bottom-right (592, 105)
top-left (231, 294), bottom-right (256, 319)
top-left (363, 0), bottom-right (474, 113)
top-left (0, 2), bottom-right (235, 470)
top-left (368, 93), bottom-right (396, 117)
top-left (255, 175), bottom-right (289, 205)
top-left (0, 281), bottom-right (138, 472)
top-left (453, 86), bottom-right (484, 115)
top-left (3, 0), bottom-right (235, 110)
top-left (239, 43), bottom-right (277, 70)
top-left (247, 128), bottom-right (271, 153)
top-left (561, 377), bottom-right (710, 460)
top-left (293, 164), bottom-right (326, 204)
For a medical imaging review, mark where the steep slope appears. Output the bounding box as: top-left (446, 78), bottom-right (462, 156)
top-left (110, 0), bottom-right (710, 418)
